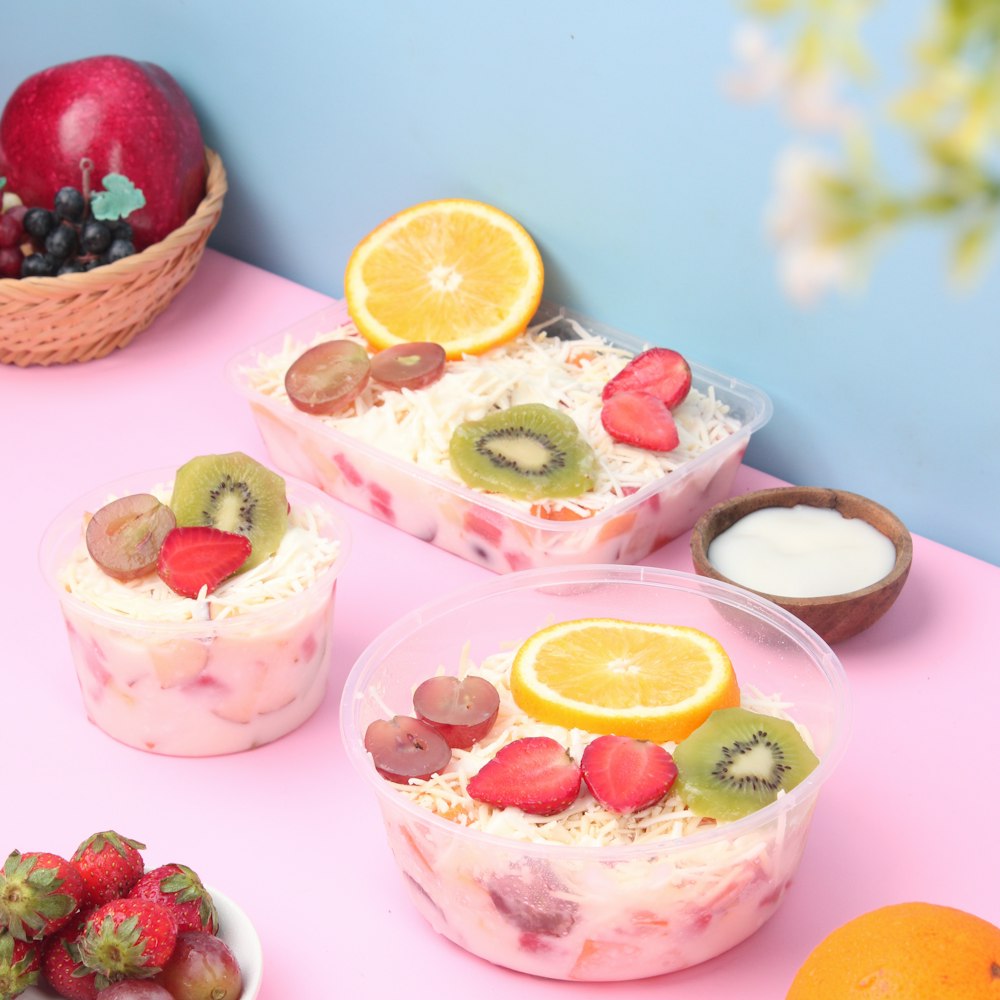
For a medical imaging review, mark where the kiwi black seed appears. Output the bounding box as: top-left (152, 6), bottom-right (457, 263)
top-left (448, 403), bottom-right (597, 500)
top-left (672, 707), bottom-right (819, 821)
top-left (169, 452), bottom-right (288, 571)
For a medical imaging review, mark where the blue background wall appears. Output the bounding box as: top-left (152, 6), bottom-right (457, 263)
top-left (5, 1), bottom-right (997, 564)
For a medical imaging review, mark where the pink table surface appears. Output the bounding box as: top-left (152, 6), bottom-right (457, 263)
top-left (3, 249), bottom-right (998, 998)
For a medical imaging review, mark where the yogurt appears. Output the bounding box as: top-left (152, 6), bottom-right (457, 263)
top-left (708, 504), bottom-right (896, 598)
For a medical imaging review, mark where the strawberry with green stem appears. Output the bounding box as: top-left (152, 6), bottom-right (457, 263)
top-left (0, 929), bottom-right (40, 998)
top-left (128, 864), bottom-right (218, 935)
top-left (0, 851), bottom-right (85, 942)
top-left (77, 898), bottom-right (177, 983)
top-left (72, 832), bottom-right (146, 908)
top-left (42, 913), bottom-right (100, 1000)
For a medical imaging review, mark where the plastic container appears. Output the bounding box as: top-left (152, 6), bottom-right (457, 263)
top-left (228, 302), bottom-right (772, 571)
top-left (340, 565), bottom-right (850, 981)
top-left (40, 466), bottom-right (351, 757)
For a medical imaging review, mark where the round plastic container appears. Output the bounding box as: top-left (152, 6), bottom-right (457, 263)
top-left (40, 466), bottom-right (350, 756)
top-left (340, 565), bottom-right (849, 981)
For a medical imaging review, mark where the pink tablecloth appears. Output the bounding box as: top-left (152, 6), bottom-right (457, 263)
top-left (3, 250), bottom-right (998, 997)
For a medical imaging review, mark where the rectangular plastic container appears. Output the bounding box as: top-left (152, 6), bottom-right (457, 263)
top-left (228, 301), bottom-right (772, 571)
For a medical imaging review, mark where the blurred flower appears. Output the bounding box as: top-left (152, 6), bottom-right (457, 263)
top-left (766, 147), bottom-right (855, 304)
top-left (728, 0), bottom-right (1000, 305)
top-left (726, 22), bottom-right (858, 132)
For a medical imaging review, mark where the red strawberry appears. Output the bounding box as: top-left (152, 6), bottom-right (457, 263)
top-left (0, 850), bottom-right (85, 941)
top-left (467, 737), bottom-right (581, 816)
top-left (77, 898), bottom-right (177, 982)
top-left (601, 347), bottom-right (692, 410)
top-left (581, 735), bottom-right (678, 814)
top-left (156, 527), bottom-right (252, 599)
top-left (601, 390), bottom-right (680, 452)
top-left (128, 864), bottom-right (218, 935)
top-left (41, 912), bottom-right (100, 1000)
top-left (0, 930), bottom-right (41, 997)
top-left (72, 831), bottom-right (146, 907)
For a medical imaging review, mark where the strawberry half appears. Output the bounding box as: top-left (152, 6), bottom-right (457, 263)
top-left (156, 527), bottom-right (252, 599)
top-left (601, 390), bottom-right (680, 451)
top-left (72, 831), bottom-right (146, 907)
top-left (467, 736), bottom-right (581, 816)
top-left (602, 347), bottom-right (692, 410)
top-left (581, 735), bottom-right (678, 814)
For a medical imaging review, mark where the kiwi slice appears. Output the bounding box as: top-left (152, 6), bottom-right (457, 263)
top-left (169, 452), bottom-right (288, 571)
top-left (449, 403), bottom-right (597, 500)
top-left (672, 707), bottom-right (819, 821)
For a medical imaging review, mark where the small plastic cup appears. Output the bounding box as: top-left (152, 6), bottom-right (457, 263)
top-left (340, 564), bottom-right (849, 981)
top-left (40, 466), bottom-right (350, 756)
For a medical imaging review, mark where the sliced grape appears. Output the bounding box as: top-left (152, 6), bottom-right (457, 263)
top-left (413, 675), bottom-right (500, 750)
top-left (370, 341), bottom-right (446, 390)
top-left (364, 715), bottom-right (452, 783)
top-left (153, 931), bottom-right (242, 1000)
top-left (285, 340), bottom-right (371, 414)
top-left (86, 493), bottom-right (177, 581)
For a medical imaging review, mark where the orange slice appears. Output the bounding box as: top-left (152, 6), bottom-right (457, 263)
top-left (344, 199), bottom-right (544, 360)
top-left (510, 618), bottom-right (739, 743)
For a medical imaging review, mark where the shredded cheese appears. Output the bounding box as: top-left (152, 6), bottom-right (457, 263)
top-left (240, 314), bottom-right (741, 515)
top-left (392, 651), bottom-right (807, 848)
top-left (58, 485), bottom-right (341, 623)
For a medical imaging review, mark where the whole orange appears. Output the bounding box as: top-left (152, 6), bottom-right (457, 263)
top-left (786, 902), bottom-right (1000, 998)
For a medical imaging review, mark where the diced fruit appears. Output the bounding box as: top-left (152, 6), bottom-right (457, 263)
top-left (156, 527), bottom-right (252, 599)
top-left (169, 452), bottom-right (287, 572)
top-left (450, 403), bottom-right (597, 500)
top-left (284, 339), bottom-right (371, 415)
top-left (412, 674), bottom-right (500, 750)
top-left (128, 864), bottom-right (218, 935)
top-left (41, 913), bottom-right (100, 1000)
top-left (364, 716), bottom-right (453, 783)
top-left (484, 861), bottom-right (578, 936)
top-left (152, 931), bottom-right (242, 1000)
top-left (580, 735), bottom-right (678, 814)
top-left (602, 346), bottom-right (692, 410)
top-left (672, 707), bottom-right (820, 820)
top-left (0, 850), bottom-right (85, 941)
top-left (344, 198), bottom-right (544, 359)
top-left (98, 980), bottom-right (174, 999)
top-left (77, 897), bottom-right (177, 981)
top-left (369, 341), bottom-right (447, 390)
top-left (467, 736), bottom-right (582, 816)
top-left (600, 390), bottom-right (679, 451)
top-left (0, 930), bottom-right (40, 997)
top-left (85, 494), bottom-right (176, 582)
top-left (509, 618), bottom-right (739, 743)
top-left (72, 831), bottom-right (146, 907)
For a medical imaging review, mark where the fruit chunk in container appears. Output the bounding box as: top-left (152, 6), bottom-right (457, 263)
top-left (40, 466), bottom-right (350, 756)
top-left (340, 565), bottom-right (849, 981)
top-left (227, 302), bottom-right (772, 572)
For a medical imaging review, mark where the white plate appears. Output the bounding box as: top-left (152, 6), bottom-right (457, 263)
top-left (22, 884), bottom-right (263, 999)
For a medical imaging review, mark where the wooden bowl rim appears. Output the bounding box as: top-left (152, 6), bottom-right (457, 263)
top-left (690, 486), bottom-right (913, 609)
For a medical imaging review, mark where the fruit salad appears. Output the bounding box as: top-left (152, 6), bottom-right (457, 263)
top-left (229, 302), bottom-right (771, 571)
top-left (342, 566), bottom-right (849, 982)
top-left (41, 454), bottom-right (349, 757)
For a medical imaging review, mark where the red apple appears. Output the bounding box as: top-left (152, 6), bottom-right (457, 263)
top-left (0, 55), bottom-right (206, 250)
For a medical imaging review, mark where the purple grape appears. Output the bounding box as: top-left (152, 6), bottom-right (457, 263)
top-left (54, 185), bottom-right (86, 222)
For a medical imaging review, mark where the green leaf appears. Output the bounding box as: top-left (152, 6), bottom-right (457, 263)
top-left (91, 173), bottom-right (146, 221)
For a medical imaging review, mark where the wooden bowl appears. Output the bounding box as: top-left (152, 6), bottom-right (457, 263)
top-left (690, 486), bottom-right (912, 645)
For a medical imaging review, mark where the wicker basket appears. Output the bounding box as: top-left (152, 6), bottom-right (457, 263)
top-left (0, 147), bottom-right (227, 367)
